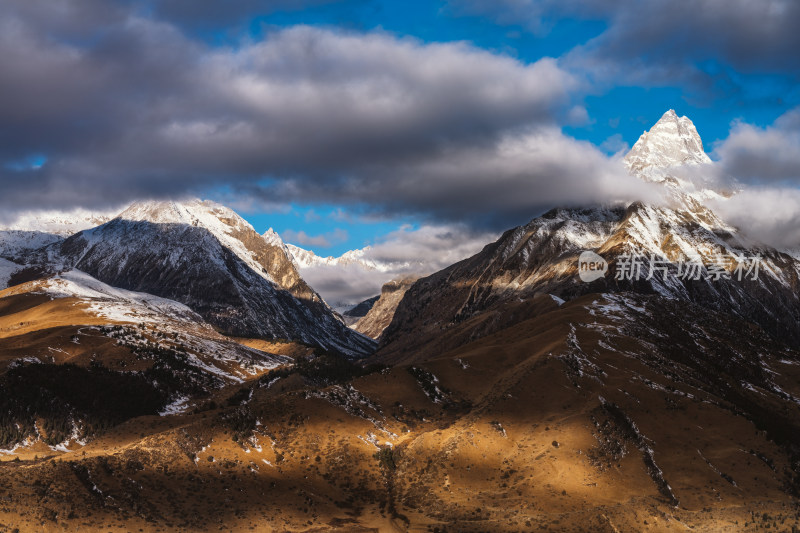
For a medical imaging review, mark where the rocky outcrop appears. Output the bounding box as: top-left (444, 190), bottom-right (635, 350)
top-left (352, 277), bottom-right (418, 340)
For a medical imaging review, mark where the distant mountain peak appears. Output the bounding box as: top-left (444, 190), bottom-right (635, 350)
top-left (624, 109), bottom-right (711, 174)
top-left (286, 243), bottom-right (388, 272)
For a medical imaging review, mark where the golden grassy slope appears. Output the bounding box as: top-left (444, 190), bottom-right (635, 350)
top-left (1, 288), bottom-right (799, 531)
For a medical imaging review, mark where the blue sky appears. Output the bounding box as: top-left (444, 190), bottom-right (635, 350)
top-left (2, 0), bottom-right (799, 255)
top-left (242, 203), bottom-right (405, 255)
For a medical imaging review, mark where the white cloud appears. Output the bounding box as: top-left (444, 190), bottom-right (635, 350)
top-left (367, 224), bottom-right (497, 271)
top-left (294, 224), bottom-right (497, 305)
top-left (706, 107), bottom-right (800, 248)
top-left (709, 188), bottom-right (800, 249)
top-left (599, 133), bottom-right (628, 155)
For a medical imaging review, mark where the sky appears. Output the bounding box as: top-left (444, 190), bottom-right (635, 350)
top-left (1, 0), bottom-right (799, 270)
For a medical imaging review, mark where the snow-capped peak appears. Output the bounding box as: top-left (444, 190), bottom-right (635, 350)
top-left (118, 199), bottom-right (248, 229)
top-left (624, 109), bottom-right (712, 174)
top-left (622, 110), bottom-right (730, 217)
top-left (113, 199), bottom-right (281, 284)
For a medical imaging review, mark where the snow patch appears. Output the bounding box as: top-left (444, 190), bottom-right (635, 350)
top-left (43, 269), bottom-right (201, 325)
top-left (0, 258), bottom-right (21, 290)
top-left (159, 395), bottom-right (191, 416)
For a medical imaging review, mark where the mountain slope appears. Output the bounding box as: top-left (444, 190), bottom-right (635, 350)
top-left (0, 267), bottom-right (290, 452)
top-left (0, 258), bottom-right (22, 289)
top-left (1, 287), bottom-right (799, 531)
top-left (34, 200), bottom-right (375, 357)
top-left (341, 295), bottom-right (380, 326)
top-left (2, 113), bottom-right (800, 531)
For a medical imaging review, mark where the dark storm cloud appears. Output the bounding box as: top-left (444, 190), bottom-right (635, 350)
top-left (0, 0), bottom-right (657, 228)
top-left (447, 0), bottom-right (800, 244)
top-left (452, 0), bottom-right (800, 84)
top-left (244, 127), bottom-right (660, 229)
top-left (0, 0), bottom-right (129, 38)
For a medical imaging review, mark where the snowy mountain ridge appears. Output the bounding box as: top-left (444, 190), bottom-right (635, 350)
top-left (1, 207), bottom-right (116, 237)
top-left (286, 244), bottom-right (396, 273)
top-left (0, 208), bottom-right (116, 260)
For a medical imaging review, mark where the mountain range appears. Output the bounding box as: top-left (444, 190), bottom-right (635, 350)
top-left (0, 110), bottom-right (799, 531)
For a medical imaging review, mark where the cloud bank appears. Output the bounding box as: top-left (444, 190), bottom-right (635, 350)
top-left (0, 0), bottom-right (654, 230)
top-left (3, 0), bottom-right (799, 252)
top-left (708, 107), bottom-right (800, 248)
top-left (451, 0), bottom-right (800, 116)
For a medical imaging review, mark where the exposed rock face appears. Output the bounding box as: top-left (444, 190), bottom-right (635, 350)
top-left (377, 112), bottom-right (800, 362)
top-left (352, 277), bottom-right (418, 340)
top-left (40, 200), bottom-right (375, 357)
